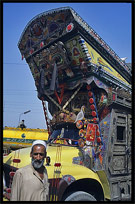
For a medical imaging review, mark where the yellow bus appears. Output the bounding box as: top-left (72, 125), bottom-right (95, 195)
top-left (3, 127), bottom-right (48, 153)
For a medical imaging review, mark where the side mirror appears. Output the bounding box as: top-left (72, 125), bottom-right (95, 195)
top-left (46, 156), bottom-right (51, 166)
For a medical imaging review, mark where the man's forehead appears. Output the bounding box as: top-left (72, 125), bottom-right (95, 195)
top-left (33, 144), bottom-right (46, 151)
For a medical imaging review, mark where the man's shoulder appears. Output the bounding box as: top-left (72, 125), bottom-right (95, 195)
top-left (44, 166), bottom-right (48, 174)
top-left (16, 164), bottom-right (32, 173)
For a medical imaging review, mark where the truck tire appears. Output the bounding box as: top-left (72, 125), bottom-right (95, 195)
top-left (64, 191), bottom-right (97, 201)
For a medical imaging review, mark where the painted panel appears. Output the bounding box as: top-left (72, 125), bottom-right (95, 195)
top-left (18, 10), bottom-right (74, 59)
top-left (85, 41), bottom-right (129, 85)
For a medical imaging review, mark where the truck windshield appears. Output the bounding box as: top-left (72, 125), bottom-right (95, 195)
top-left (48, 126), bottom-right (81, 146)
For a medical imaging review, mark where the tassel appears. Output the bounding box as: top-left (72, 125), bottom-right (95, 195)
top-left (99, 153), bottom-right (103, 165)
top-left (40, 41), bottom-right (44, 48)
top-left (29, 48), bottom-right (34, 55)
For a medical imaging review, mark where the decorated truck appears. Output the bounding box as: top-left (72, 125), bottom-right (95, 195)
top-left (3, 7), bottom-right (132, 201)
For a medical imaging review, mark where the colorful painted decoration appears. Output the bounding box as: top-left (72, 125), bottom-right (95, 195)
top-left (83, 120), bottom-right (87, 129)
top-left (73, 47), bottom-right (80, 56)
top-left (76, 120), bottom-right (83, 129)
top-left (31, 23), bottom-right (43, 37)
top-left (79, 129), bottom-right (86, 137)
top-left (66, 23), bottom-right (74, 32)
top-left (78, 138), bottom-right (85, 148)
top-left (86, 123), bottom-right (96, 142)
top-left (21, 133), bottom-right (26, 138)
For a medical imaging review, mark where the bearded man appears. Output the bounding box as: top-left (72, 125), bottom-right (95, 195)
top-left (10, 140), bottom-right (49, 201)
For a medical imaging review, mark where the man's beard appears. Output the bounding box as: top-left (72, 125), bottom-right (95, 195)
top-left (32, 158), bottom-right (44, 169)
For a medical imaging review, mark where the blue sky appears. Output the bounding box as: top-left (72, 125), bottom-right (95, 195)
top-left (3, 2), bottom-right (132, 129)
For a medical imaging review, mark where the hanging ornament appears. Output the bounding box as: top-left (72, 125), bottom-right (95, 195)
top-left (90, 104), bottom-right (95, 110)
top-left (97, 137), bottom-right (101, 143)
top-left (96, 130), bottom-right (100, 136)
top-left (88, 91), bottom-right (93, 97)
top-left (89, 98), bottom-right (94, 104)
top-left (76, 120), bottom-right (83, 129)
top-left (92, 111), bottom-right (96, 117)
top-left (87, 85), bottom-right (91, 90)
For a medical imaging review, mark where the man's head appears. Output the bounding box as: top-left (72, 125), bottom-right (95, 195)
top-left (30, 140), bottom-right (47, 169)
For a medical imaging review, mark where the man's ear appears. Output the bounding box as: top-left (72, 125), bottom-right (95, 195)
top-left (30, 152), bottom-right (32, 157)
